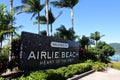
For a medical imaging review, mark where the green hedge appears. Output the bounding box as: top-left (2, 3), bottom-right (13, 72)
top-left (0, 61), bottom-right (107, 80)
top-left (0, 60), bottom-right (106, 80)
top-left (11, 62), bottom-right (92, 80)
top-left (92, 61), bottom-right (106, 71)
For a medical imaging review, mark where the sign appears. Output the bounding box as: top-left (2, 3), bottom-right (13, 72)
top-left (51, 42), bottom-right (69, 48)
top-left (19, 32), bottom-right (79, 71)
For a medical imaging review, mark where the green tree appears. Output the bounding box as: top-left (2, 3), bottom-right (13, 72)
top-left (16, 0), bottom-right (44, 34)
top-left (51, 0), bottom-right (80, 31)
top-left (78, 35), bottom-right (90, 49)
top-left (95, 41), bottom-right (115, 62)
top-left (48, 9), bottom-right (62, 36)
top-left (54, 25), bottom-right (77, 40)
top-left (90, 31), bottom-right (104, 45)
top-left (35, 8), bottom-right (62, 36)
top-left (0, 4), bottom-right (14, 56)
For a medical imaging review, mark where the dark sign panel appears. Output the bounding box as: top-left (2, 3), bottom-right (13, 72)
top-left (19, 32), bottom-right (79, 71)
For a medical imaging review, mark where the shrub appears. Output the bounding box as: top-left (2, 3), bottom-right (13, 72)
top-left (1, 62), bottom-right (93, 80)
top-left (85, 59), bottom-right (94, 64)
top-left (55, 67), bottom-right (68, 79)
top-left (28, 71), bottom-right (48, 80)
top-left (92, 61), bottom-right (106, 71)
top-left (0, 45), bottom-right (9, 74)
top-left (46, 69), bottom-right (65, 80)
top-left (0, 77), bottom-right (4, 80)
top-left (0, 55), bottom-right (8, 74)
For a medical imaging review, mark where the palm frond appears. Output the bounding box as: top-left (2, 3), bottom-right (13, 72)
top-left (31, 13), bottom-right (37, 20)
top-left (55, 11), bottom-right (63, 20)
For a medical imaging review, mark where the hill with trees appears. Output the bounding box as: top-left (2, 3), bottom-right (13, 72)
top-left (109, 43), bottom-right (120, 54)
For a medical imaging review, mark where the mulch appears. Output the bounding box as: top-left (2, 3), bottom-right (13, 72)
top-left (0, 71), bottom-right (24, 79)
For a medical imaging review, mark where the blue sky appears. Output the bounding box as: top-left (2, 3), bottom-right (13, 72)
top-left (0, 0), bottom-right (120, 43)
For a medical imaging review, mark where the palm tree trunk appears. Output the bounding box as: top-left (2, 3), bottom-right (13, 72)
top-left (38, 12), bottom-right (40, 34)
top-left (50, 24), bottom-right (52, 36)
top-left (96, 41), bottom-right (97, 46)
top-left (71, 8), bottom-right (74, 31)
top-left (46, 0), bottom-right (49, 36)
top-left (9, 0), bottom-right (13, 62)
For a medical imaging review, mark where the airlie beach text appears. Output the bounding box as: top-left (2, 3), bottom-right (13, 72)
top-left (27, 51), bottom-right (79, 65)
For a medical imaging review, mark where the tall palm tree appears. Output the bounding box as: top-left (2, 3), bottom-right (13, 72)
top-left (90, 31), bottom-right (104, 45)
top-left (16, 0), bottom-right (44, 34)
top-left (49, 8), bottom-right (62, 36)
top-left (46, 0), bottom-right (49, 36)
top-left (51, 0), bottom-right (80, 31)
top-left (0, 3), bottom-right (14, 56)
top-left (9, 0), bottom-right (13, 61)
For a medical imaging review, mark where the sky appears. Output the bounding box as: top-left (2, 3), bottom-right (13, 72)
top-left (0, 0), bottom-right (120, 43)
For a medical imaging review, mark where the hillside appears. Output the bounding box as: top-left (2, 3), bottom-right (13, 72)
top-left (109, 43), bottom-right (120, 54)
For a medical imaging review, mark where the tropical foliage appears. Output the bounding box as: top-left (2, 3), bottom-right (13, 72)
top-left (51, 0), bottom-right (80, 31)
top-left (78, 35), bottom-right (90, 48)
top-left (54, 25), bottom-right (77, 40)
top-left (16, 0), bottom-right (44, 34)
top-left (0, 0), bottom-right (117, 79)
top-left (0, 61), bottom-right (92, 80)
top-left (35, 8), bottom-right (62, 36)
top-left (0, 4), bottom-right (14, 56)
top-left (78, 32), bottom-right (115, 62)
top-left (90, 31), bottom-right (104, 45)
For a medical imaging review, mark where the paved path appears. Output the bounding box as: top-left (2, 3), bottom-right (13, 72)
top-left (79, 68), bottom-right (120, 80)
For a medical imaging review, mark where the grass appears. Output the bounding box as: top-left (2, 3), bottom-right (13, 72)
top-left (109, 61), bottom-right (120, 70)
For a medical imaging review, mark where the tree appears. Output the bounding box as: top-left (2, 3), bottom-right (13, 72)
top-left (34, 8), bottom-right (62, 36)
top-left (51, 0), bottom-right (80, 31)
top-left (9, 0), bottom-right (13, 62)
top-left (16, 0), bottom-right (44, 34)
top-left (0, 4), bottom-right (14, 56)
top-left (48, 9), bottom-right (62, 36)
top-left (78, 35), bottom-right (90, 49)
top-left (95, 41), bottom-right (115, 62)
top-left (54, 25), bottom-right (77, 40)
top-left (90, 31), bottom-right (104, 45)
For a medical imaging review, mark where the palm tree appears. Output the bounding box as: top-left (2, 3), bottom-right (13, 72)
top-left (9, 0), bottom-right (13, 61)
top-left (49, 8), bottom-right (62, 36)
top-left (34, 8), bottom-right (62, 36)
top-left (54, 25), bottom-right (77, 40)
top-left (0, 4), bottom-right (14, 56)
top-left (51, 0), bottom-right (80, 31)
top-left (16, 0), bottom-right (44, 34)
top-left (90, 31), bottom-right (104, 45)
top-left (46, 0), bottom-right (49, 36)
top-left (78, 35), bottom-right (90, 50)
